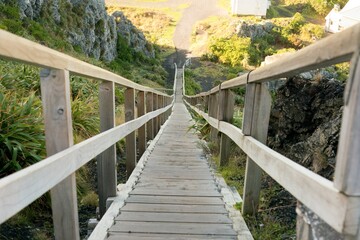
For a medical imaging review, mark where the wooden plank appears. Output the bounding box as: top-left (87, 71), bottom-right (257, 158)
top-left (209, 94), bottom-right (219, 142)
top-left (115, 212), bottom-right (232, 223)
top-left (0, 30), bottom-right (169, 97)
top-left (242, 83), bottom-right (272, 215)
top-left (88, 113), bottom-right (171, 240)
top-left (184, 102), bottom-right (359, 234)
top-left (218, 89), bottom-right (235, 166)
top-left (334, 52), bottom-right (360, 237)
top-left (153, 94), bottom-right (159, 136)
top-left (125, 88), bottom-right (136, 179)
top-left (158, 95), bottom-right (163, 131)
top-left (40, 69), bottom-right (79, 240)
top-left (107, 233), bottom-right (236, 240)
top-left (109, 222), bottom-right (236, 235)
top-left (125, 195), bottom-right (224, 205)
top-left (130, 189), bottom-right (222, 197)
top-left (134, 182), bottom-right (217, 190)
top-left (137, 91), bottom-right (146, 157)
top-left (0, 104), bottom-right (171, 224)
top-left (139, 174), bottom-right (213, 180)
top-left (120, 203), bottom-right (227, 214)
top-left (334, 52), bottom-right (360, 196)
top-left (97, 81), bottom-right (116, 217)
top-left (146, 92), bottom-right (154, 141)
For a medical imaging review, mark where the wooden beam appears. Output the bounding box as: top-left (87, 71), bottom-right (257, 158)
top-left (97, 81), bottom-right (116, 218)
top-left (158, 95), bottom-right (163, 130)
top-left (153, 94), bottom-right (159, 136)
top-left (40, 69), bottom-right (79, 240)
top-left (242, 83), bottom-right (272, 215)
top-left (209, 94), bottom-right (219, 142)
top-left (146, 92), bottom-right (154, 141)
top-left (0, 30), bottom-right (169, 97)
top-left (125, 88), bottom-right (136, 179)
top-left (137, 91), bottom-right (146, 158)
top-left (334, 52), bottom-right (360, 238)
top-left (218, 89), bottom-right (235, 167)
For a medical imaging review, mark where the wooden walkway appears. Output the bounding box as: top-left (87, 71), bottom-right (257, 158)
top-left (92, 69), bottom-right (252, 240)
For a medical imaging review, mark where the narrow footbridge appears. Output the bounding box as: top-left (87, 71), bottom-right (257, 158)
top-left (1, 24), bottom-right (360, 240)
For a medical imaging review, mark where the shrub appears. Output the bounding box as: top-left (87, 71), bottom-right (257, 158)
top-left (209, 36), bottom-right (251, 67)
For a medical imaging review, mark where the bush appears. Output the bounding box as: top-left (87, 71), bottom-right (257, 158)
top-left (184, 69), bottom-right (202, 95)
top-left (209, 36), bottom-right (251, 67)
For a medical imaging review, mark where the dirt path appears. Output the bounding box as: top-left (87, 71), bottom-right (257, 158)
top-left (106, 0), bottom-right (228, 65)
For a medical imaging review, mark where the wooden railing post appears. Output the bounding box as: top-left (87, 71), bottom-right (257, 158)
top-left (153, 94), bottom-right (159, 136)
top-left (97, 81), bottom-right (116, 217)
top-left (137, 91), bottom-right (146, 157)
top-left (205, 95), bottom-right (209, 113)
top-left (146, 92), bottom-right (154, 141)
top-left (125, 88), bottom-right (136, 179)
top-left (242, 83), bottom-right (271, 215)
top-left (209, 94), bottom-right (219, 142)
top-left (157, 95), bottom-right (162, 131)
top-left (218, 89), bottom-right (235, 166)
top-left (40, 69), bottom-right (80, 240)
top-left (333, 52), bottom-right (360, 238)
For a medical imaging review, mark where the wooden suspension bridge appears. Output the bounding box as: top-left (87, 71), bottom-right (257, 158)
top-left (0, 23), bottom-right (360, 240)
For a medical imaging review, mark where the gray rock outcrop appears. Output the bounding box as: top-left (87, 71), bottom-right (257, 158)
top-left (113, 11), bottom-right (154, 58)
top-left (236, 20), bottom-right (274, 41)
top-left (13, 0), bottom-right (154, 62)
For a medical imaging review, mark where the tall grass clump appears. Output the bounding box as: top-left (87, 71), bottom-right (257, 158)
top-left (0, 91), bottom-right (45, 178)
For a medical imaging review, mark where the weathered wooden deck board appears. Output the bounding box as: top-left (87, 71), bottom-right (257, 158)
top-left (103, 70), bottom-right (252, 240)
top-left (107, 233), bottom-right (237, 240)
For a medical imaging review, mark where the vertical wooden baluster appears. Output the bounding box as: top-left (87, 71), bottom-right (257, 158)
top-left (209, 93), bottom-right (219, 142)
top-left (242, 83), bottom-right (271, 215)
top-left (97, 81), bottom-right (116, 217)
top-left (205, 95), bottom-right (209, 113)
top-left (157, 95), bottom-right (162, 131)
top-left (153, 94), bottom-right (158, 136)
top-left (333, 52), bottom-right (360, 238)
top-left (218, 89), bottom-right (235, 167)
top-left (125, 88), bottom-right (136, 179)
top-left (40, 69), bottom-right (79, 240)
top-left (137, 91), bottom-right (146, 158)
top-left (146, 92), bottom-right (154, 141)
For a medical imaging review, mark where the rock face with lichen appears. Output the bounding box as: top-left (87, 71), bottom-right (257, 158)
top-left (14, 0), bottom-right (154, 62)
top-left (268, 74), bottom-right (344, 179)
top-left (268, 73), bottom-right (345, 239)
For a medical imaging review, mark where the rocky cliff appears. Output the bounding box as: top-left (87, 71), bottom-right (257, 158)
top-left (12, 0), bottom-right (154, 62)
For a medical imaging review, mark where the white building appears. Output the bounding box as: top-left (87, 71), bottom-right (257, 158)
top-left (325, 0), bottom-right (360, 33)
top-left (231, 0), bottom-right (271, 17)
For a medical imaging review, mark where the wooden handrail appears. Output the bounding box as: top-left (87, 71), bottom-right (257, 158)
top-left (186, 23), bottom-right (360, 98)
top-left (0, 29), bottom-right (175, 239)
top-left (0, 103), bottom-right (172, 224)
top-left (183, 23), bottom-right (360, 238)
top-left (0, 30), bottom-right (169, 97)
